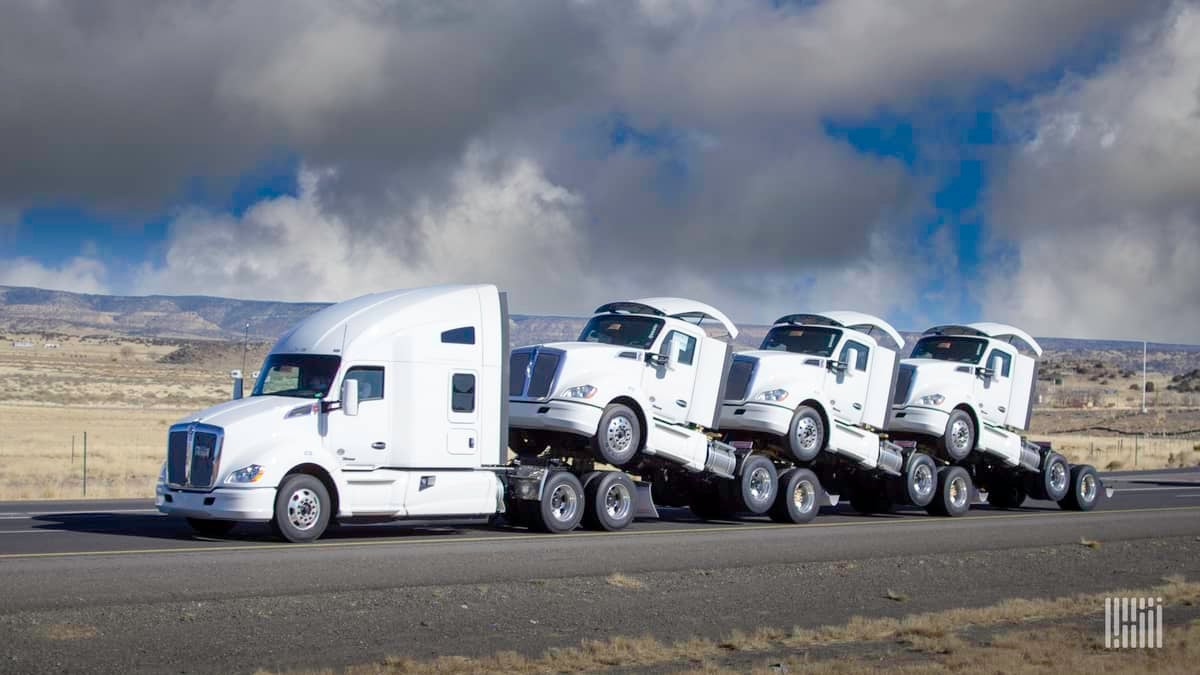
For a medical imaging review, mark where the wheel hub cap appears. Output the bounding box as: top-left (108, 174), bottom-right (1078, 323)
top-left (288, 488), bottom-right (321, 530)
top-left (749, 467), bottom-right (773, 502)
top-left (793, 480), bottom-right (815, 513)
top-left (605, 483), bottom-right (632, 520)
top-left (1080, 473), bottom-right (1096, 502)
top-left (912, 464), bottom-right (933, 498)
top-left (949, 477), bottom-right (968, 508)
top-left (607, 416), bottom-right (633, 453)
top-left (796, 418), bottom-right (819, 451)
top-left (951, 420), bottom-right (970, 450)
top-left (550, 484), bottom-right (578, 522)
top-left (1050, 462), bottom-right (1067, 493)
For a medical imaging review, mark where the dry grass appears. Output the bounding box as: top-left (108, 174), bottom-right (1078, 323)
top-left (884, 589), bottom-right (909, 602)
top-left (1080, 537), bottom-right (1103, 549)
top-left (1032, 432), bottom-right (1198, 471)
top-left (279, 577), bottom-right (1200, 675)
top-left (40, 624), bottom-right (99, 641)
top-left (605, 573), bottom-right (645, 590)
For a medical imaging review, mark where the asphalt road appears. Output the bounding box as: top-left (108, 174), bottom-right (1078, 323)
top-left (1, 469), bottom-right (1198, 673)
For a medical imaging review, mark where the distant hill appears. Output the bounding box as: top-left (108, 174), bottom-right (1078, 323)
top-left (2, 284), bottom-right (1198, 373)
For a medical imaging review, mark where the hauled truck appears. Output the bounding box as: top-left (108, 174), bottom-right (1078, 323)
top-left (508, 298), bottom-right (792, 521)
top-left (717, 312), bottom-right (938, 521)
top-left (888, 323), bottom-right (1106, 516)
top-left (157, 284), bottom-right (662, 541)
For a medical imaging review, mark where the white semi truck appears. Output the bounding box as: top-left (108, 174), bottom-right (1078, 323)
top-left (156, 284), bottom-right (657, 541)
top-left (717, 312), bottom-right (938, 521)
top-left (889, 323), bottom-right (1105, 515)
top-left (508, 298), bottom-right (788, 520)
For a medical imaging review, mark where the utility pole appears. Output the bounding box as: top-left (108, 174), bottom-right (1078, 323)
top-left (241, 321), bottom-right (251, 377)
top-left (1142, 340), bottom-right (1148, 414)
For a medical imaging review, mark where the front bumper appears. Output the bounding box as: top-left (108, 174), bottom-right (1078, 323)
top-left (718, 401), bottom-right (792, 436)
top-left (509, 399), bottom-right (603, 438)
top-left (156, 483), bottom-right (276, 522)
top-left (888, 406), bottom-right (950, 438)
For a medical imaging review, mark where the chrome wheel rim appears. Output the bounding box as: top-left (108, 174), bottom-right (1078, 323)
top-left (549, 484), bottom-right (578, 523)
top-left (912, 463), bottom-right (934, 499)
top-left (604, 482), bottom-right (632, 521)
top-left (793, 479), bottom-right (815, 513)
top-left (606, 416), bottom-right (634, 454)
top-left (1080, 473), bottom-right (1097, 502)
top-left (749, 467), bottom-right (773, 503)
top-left (950, 419), bottom-right (971, 451)
top-left (1049, 461), bottom-right (1068, 494)
top-left (287, 488), bottom-right (321, 531)
top-left (948, 476), bottom-right (968, 509)
top-left (795, 417), bottom-right (820, 451)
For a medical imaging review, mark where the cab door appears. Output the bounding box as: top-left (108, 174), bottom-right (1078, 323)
top-left (976, 348), bottom-right (1014, 426)
top-left (642, 329), bottom-right (700, 425)
top-left (827, 339), bottom-right (871, 425)
top-left (324, 365), bottom-right (391, 469)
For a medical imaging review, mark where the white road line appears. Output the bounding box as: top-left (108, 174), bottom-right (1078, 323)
top-left (1111, 487), bottom-right (1200, 493)
top-left (0, 530), bottom-right (57, 535)
top-left (0, 509), bottom-right (160, 520)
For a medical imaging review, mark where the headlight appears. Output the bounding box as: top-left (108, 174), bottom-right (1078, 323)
top-left (226, 464), bottom-right (265, 484)
top-left (918, 394), bottom-right (946, 406)
top-left (562, 385), bottom-right (597, 399)
top-left (756, 388), bottom-right (789, 402)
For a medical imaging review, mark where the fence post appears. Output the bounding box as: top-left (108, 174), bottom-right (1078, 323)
top-left (71, 435), bottom-right (75, 465)
top-left (1134, 434), bottom-right (1139, 469)
top-left (82, 431), bottom-right (88, 497)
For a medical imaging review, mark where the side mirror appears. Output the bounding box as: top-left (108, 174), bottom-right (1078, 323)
top-left (976, 366), bottom-right (995, 379)
top-left (827, 360), bottom-right (848, 374)
top-left (341, 378), bottom-right (360, 417)
top-left (646, 352), bottom-right (670, 368)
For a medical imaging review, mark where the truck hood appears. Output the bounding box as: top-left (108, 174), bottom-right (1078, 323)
top-left (173, 395), bottom-right (316, 429)
top-left (730, 350), bottom-right (829, 402)
top-left (895, 358), bottom-right (977, 407)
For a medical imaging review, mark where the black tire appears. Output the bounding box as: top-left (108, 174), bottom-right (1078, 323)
top-left (532, 472), bottom-right (585, 533)
top-left (986, 477), bottom-right (1027, 509)
top-left (272, 474), bottom-right (332, 542)
top-left (509, 430), bottom-right (547, 459)
top-left (1058, 464), bottom-right (1101, 511)
top-left (582, 472), bottom-right (637, 531)
top-left (1038, 452), bottom-right (1071, 503)
top-left (724, 455), bottom-right (778, 515)
top-left (787, 406), bottom-right (825, 463)
top-left (850, 489), bottom-right (893, 515)
top-left (186, 517), bottom-right (237, 538)
top-left (926, 465), bottom-right (972, 517)
top-left (592, 403), bottom-right (642, 467)
top-left (889, 452), bottom-right (937, 507)
top-left (688, 483), bottom-right (728, 521)
top-left (941, 409), bottom-right (975, 461)
top-left (769, 469), bottom-right (822, 524)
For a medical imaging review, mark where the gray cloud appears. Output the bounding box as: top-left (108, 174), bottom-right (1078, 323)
top-left (0, 0), bottom-right (1183, 331)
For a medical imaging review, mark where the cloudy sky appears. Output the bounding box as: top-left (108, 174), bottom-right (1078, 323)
top-left (1, 0), bottom-right (1197, 342)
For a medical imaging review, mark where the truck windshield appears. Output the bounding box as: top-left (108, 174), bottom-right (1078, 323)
top-left (578, 315), bottom-right (663, 349)
top-left (760, 326), bottom-right (841, 357)
top-left (909, 336), bottom-right (988, 364)
top-left (252, 354), bottom-right (342, 399)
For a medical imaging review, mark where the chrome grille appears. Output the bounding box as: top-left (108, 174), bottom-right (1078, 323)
top-left (509, 348), bottom-right (563, 400)
top-left (724, 357), bottom-right (756, 402)
top-left (166, 423), bottom-right (224, 489)
top-left (893, 364), bottom-right (915, 404)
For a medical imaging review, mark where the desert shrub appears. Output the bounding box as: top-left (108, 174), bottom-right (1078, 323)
top-left (1105, 460), bottom-right (1124, 471)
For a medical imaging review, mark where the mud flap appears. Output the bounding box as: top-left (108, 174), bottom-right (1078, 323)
top-left (821, 492), bottom-right (840, 507)
top-left (635, 481), bottom-right (660, 519)
top-left (972, 486), bottom-right (987, 505)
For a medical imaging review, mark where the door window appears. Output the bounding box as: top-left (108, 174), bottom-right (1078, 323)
top-left (839, 340), bottom-right (870, 372)
top-left (661, 331), bottom-right (697, 366)
top-left (344, 366), bottom-right (385, 401)
top-left (451, 373), bottom-right (475, 413)
top-left (987, 350), bottom-right (1012, 377)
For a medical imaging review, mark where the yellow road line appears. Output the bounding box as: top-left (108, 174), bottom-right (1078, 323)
top-left (1, 505), bottom-right (1197, 561)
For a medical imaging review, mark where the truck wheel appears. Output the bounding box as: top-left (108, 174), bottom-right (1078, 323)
top-left (592, 403), bottom-right (641, 467)
top-left (926, 465), bottom-right (972, 517)
top-left (726, 455), bottom-right (777, 515)
top-left (986, 478), bottom-right (1027, 509)
top-left (890, 452), bottom-right (937, 507)
top-left (787, 406), bottom-right (824, 463)
top-left (582, 472), bottom-right (637, 531)
top-left (186, 518), bottom-right (237, 538)
top-left (940, 409), bottom-right (974, 462)
top-left (769, 469), bottom-right (821, 524)
top-left (271, 474), bottom-right (331, 542)
top-left (533, 472), bottom-right (585, 533)
top-left (1038, 453), bottom-right (1071, 503)
top-left (1058, 464), bottom-right (1101, 511)
top-left (688, 483), bottom-right (728, 521)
